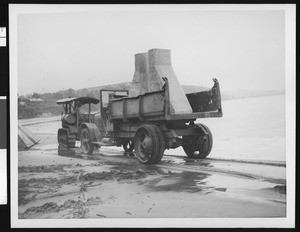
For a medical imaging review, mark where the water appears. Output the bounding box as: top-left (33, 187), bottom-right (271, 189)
top-left (165, 95), bottom-right (286, 162)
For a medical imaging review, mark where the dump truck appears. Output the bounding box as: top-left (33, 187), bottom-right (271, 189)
top-left (57, 49), bottom-right (222, 164)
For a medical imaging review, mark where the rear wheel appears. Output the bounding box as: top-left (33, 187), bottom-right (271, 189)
top-left (152, 125), bottom-right (165, 163)
top-left (134, 124), bottom-right (165, 164)
top-left (182, 124), bottom-right (213, 159)
top-left (80, 128), bottom-right (94, 155)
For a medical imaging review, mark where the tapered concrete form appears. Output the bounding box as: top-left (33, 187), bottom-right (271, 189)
top-left (131, 49), bottom-right (192, 114)
top-left (132, 52), bottom-right (149, 95)
top-left (18, 124), bottom-right (40, 150)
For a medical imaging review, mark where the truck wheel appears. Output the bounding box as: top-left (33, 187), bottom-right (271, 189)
top-left (134, 124), bottom-right (164, 164)
top-left (58, 128), bottom-right (76, 148)
top-left (122, 140), bottom-right (134, 152)
top-left (182, 124), bottom-right (213, 159)
top-left (80, 128), bottom-right (94, 155)
top-left (152, 125), bottom-right (165, 163)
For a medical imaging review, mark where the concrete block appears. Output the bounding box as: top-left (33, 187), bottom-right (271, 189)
top-left (131, 48), bottom-right (192, 114)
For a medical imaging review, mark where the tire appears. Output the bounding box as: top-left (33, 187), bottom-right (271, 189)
top-left (134, 124), bottom-right (165, 164)
top-left (122, 140), bottom-right (134, 152)
top-left (151, 125), bottom-right (165, 163)
top-left (58, 129), bottom-right (68, 147)
top-left (57, 128), bottom-right (76, 148)
top-left (200, 124), bottom-right (213, 156)
top-left (80, 128), bottom-right (94, 155)
top-left (182, 124), bottom-right (213, 159)
top-left (68, 134), bottom-right (76, 148)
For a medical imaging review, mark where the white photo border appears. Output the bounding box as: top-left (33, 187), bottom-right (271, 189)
top-left (9, 4), bottom-right (296, 228)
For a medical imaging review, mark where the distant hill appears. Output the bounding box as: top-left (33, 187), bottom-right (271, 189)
top-left (221, 89), bottom-right (285, 100)
top-left (181, 85), bottom-right (209, 94)
top-left (79, 82), bottom-right (209, 96)
top-left (87, 82), bottom-right (133, 92)
top-left (18, 82), bottom-right (284, 119)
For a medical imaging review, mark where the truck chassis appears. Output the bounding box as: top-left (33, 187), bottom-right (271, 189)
top-left (57, 78), bottom-right (222, 164)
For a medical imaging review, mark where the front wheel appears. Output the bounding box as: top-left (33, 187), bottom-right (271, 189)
top-left (57, 128), bottom-right (76, 148)
top-left (182, 124), bottom-right (213, 159)
top-left (80, 128), bottom-right (94, 155)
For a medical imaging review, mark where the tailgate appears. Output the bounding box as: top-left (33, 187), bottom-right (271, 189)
top-left (185, 78), bottom-right (222, 113)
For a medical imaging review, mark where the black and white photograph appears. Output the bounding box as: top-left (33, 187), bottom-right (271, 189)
top-left (9, 4), bottom-right (295, 228)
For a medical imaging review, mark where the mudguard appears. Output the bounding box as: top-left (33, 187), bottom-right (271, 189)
top-left (194, 123), bottom-right (209, 135)
top-left (79, 123), bottom-right (102, 142)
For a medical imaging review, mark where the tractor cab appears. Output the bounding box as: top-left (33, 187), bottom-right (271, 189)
top-left (57, 97), bottom-right (100, 128)
top-left (56, 97), bottom-right (99, 148)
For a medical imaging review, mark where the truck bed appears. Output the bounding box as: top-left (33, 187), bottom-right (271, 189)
top-left (109, 78), bottom-right (222, 122)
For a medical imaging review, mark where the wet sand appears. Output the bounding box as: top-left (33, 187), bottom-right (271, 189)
top-left (18, 120), bottom-right (286, 219)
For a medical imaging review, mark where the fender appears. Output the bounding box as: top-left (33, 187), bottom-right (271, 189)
top-left (194, 123), bottom-right (209, 136)
top-left (163, 123), bottom-right (209, 138)
top-left (79, 123), bottom-right (102, 142)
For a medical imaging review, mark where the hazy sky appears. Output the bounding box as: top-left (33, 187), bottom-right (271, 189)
top-left (17, 8), bottom-right (285, 95)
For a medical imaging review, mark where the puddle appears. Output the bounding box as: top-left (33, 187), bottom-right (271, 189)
top-left (146, 171), bottom-right (213, 193)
